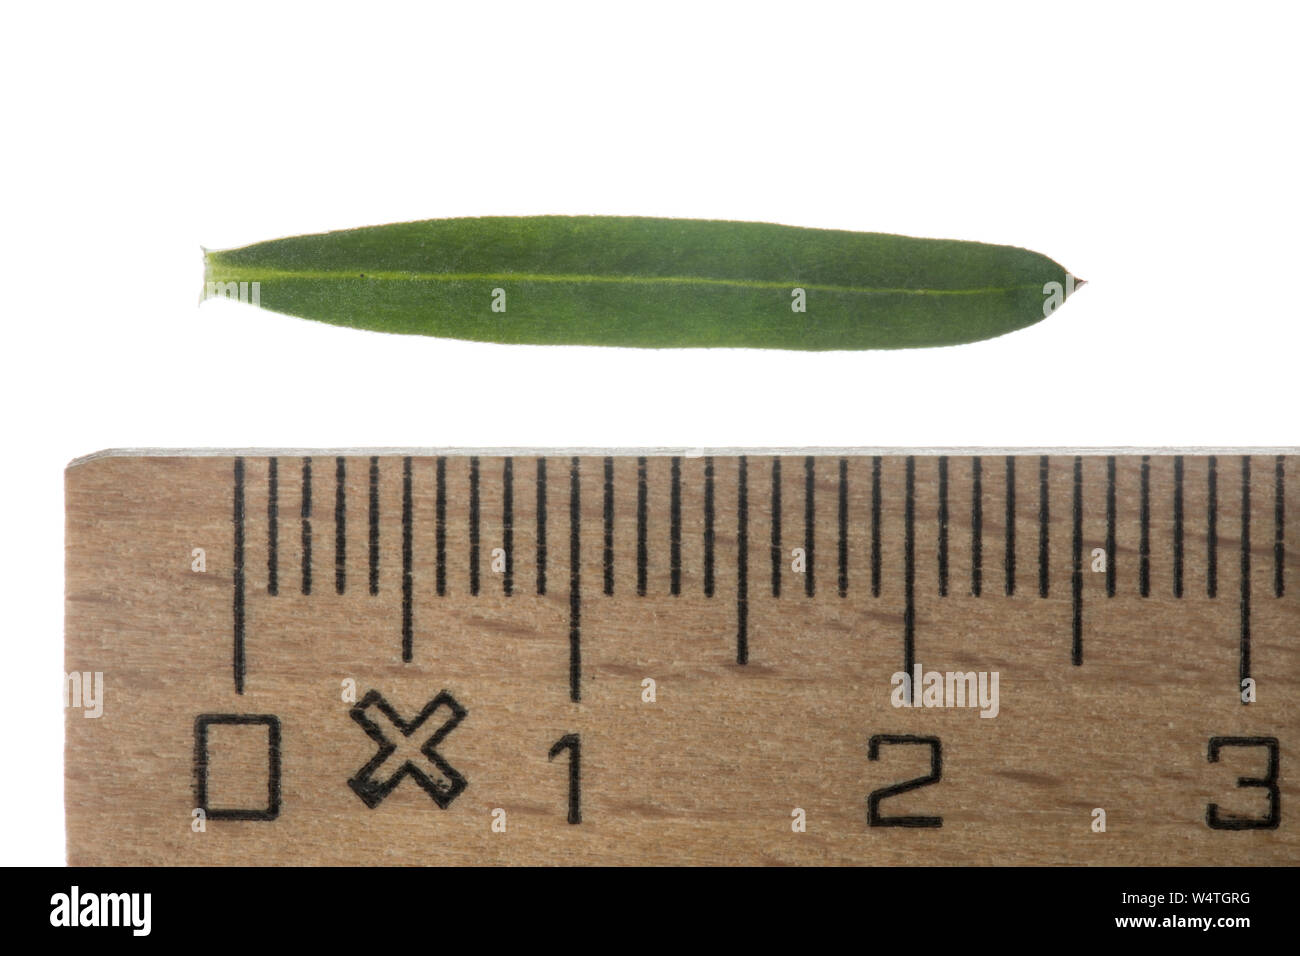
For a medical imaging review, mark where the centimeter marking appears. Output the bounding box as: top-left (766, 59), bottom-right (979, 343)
top-left (232, 454), bottom-right (1288, 703)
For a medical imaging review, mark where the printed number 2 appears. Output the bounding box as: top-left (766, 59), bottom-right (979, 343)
top-left (867, 735), bottom-right (942, 828)
top-left (1207, 736), bottom-right (1280, 830)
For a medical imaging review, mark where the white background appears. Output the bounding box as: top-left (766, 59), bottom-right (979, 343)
top-left (2, 2), bottom-right (1296, 865)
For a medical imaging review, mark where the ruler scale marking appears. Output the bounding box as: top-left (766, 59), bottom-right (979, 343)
top-left (401, 457), bottom-right (413, 661)
top-left (1004, 456), bottom-right (1016, 596)
top-left (334, 457), bottom-right (346, 595)
top-left (770, 457), bottom-right (782, 598)
top-left (602, 456), bottom-right (614, 597)
top-left (1105, 455), bottom-right (1116, 598)
top-left (903, 456), bottom-right (916, 677)
top-left (221, 454), bottom-right (1289, 704)
top-left (737, 456), bottom-right (749, 665)
top-left (436, 456), bottom-right (447, 597)
top-left (970, 456), bottom-right (983, 597)
top-left (535, 457), bottom-right (547, 596)
top-left (1174, 455), bottom-right (1185, 599)
top-left (1208, 455), bottom-right (1218, 599)
top-left (1038, 455), bottom-right (1049, 599)
top-left (1072, 456), bottom-right (1083, 665)
top-left (368, 457), bottom-right (380, 596)
top-left (871, 456), bottom-right (882, 598)
top-left (300, 457), bottom-right (313, 596)
top-left (803, 455), bottom-right (814, 598)
top-left (503, 457), bottom-right (514, 598)
top-left (469, 456), bottom-right (481, 597)
top-left (568, 456), bottom-right (581, 702)
top-left (838, 457), bottom-right (848, 599)
top-left (938, 455), bottom-right (949, 598)
top-left (704, 456), bottom-right (716, 598)
top-left (1241, 455), bottom-right (1251, 702)
top-left (232, 456), bottom-right (246, 694)
top-left (670, 457), bottom-right (682, 596)
top-left (267, 457), bottom-right (279, 597)
top-left (1276, 454), bottom-right (1286, 599)
top-left (636, 457), bottom-right (648, 597)
top-left (1140, 455), bottom-right (1151, 598)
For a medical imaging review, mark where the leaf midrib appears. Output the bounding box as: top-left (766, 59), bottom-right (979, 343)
top-left (206, 265), bottom-right (1038, 297)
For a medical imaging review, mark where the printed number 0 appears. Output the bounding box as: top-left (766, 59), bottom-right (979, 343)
top-left (1206, 736), bottom-right (1280, 830)
top-left (867, 735), bottom-right (942, 828)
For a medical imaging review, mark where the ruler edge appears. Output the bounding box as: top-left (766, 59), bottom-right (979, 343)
top-left (67, 446), bottom-right (1300, 471)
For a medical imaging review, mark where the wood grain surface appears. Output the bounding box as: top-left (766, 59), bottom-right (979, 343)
top-left (65, 451), bottom-right (1299, 865)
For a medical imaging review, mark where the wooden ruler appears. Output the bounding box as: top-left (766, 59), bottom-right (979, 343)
top-left (65, 450), bottom-right (1298, 865)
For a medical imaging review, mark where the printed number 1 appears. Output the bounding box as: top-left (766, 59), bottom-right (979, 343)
top-left (549, 733), bottom-right (581, 824)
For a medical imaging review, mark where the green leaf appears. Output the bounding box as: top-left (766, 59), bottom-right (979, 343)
top-left (202, 216), bottom-right (1080, 350)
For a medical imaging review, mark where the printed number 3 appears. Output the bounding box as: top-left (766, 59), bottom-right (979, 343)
top-left (1206, 736), bottom-right (1280, 830)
